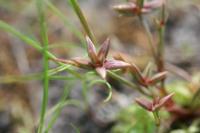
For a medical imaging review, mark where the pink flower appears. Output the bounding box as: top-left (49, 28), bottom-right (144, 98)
top-left (53, 36), bottom-right (130, 79)
top-left (113, 53), bottom-right (167, 87)
top-left (127, 63), bottom-right (167, 87)
top-left (135, 93), bottom-right (174, 112)
top-left (113, 0), bottom-right (166, 16)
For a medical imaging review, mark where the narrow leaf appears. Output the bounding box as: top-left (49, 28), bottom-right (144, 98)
top-left (104, 60), bottom-right (130, 69)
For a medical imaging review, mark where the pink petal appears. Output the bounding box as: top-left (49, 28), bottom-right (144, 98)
top-left (96, 67), bottom-right (107, 79)
top-left (135, 98), bottom-right (153, 111)
top-left (97, 38), bottom-right (110, 62)
top-left (104, 60), bottom-right (130, 70)
top-left (147, 71), bottom-right (167, 85)
top-left (86, 36), bottom-right (98, 63)
top-left (155, 93), bottom-right (174, 110)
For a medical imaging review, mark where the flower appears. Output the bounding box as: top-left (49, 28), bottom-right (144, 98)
top-left (52, 36), bottom-right (130, 79)
top-left (133, 70), bottom-right (167, 87)
top-left (135, 93), bottom-right (174, 125)
top-left (113, 0), bottom-right (166, 16)
top-left (135, 93), bottom-right (174, 112)
top-left (113, 53), bottom-right (167, 87)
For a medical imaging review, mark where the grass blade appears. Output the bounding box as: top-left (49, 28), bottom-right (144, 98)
top-left (69, 0), bottom-right (97, 45)
top-left (0, 20), bottom-right (42, 51)
top-left (0, 20), bottom-right (83, 78)
top-left (0, 20), bottom-right (56, 58)
top-left (36, 0), bottom-right (50, 132)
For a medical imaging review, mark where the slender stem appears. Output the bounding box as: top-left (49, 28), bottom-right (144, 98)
top-left (49, 75), bottom-right (76, 80)
top-left (0, 20), bottom-right (42, 51)
top-left (0, 20), bottom-right (82, 79)
top-left (157, 5), bottom-right (167, 95)
top-left (88, 79), bottom-right (113, 102)
top-left (107, 71), bottom-right (150, 96)
top-left (37, 0), bottom-right (49, 132)
top-left (191, 88), bottom-right (200, 109)
top-left (82, 79), bottom-right (89, 105)
top-left (0, 66), bottom-right (82, 84)
top-left (69, 0), bottom-right (97, 45)
top-left (157, 5), bottom-right (166, 72)
top-left (153, 111), bottom-right (160, 126)
top-left (139, 6), bottom-right (168, 95)
top-left (139, 16), bottom-right (157, 61)
top-left (158, 27), bottom-right (164, 59)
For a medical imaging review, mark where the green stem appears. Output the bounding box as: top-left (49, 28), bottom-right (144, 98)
top-left (139, 7), bottom-right (167, 95)
top-left (153, 111), bottom-right (160, 126)
top-left (157, 5), bottom-right (167, 94)
top-left (107, 71), bottom-right (148, 95)
top-left (157, 5), bottom-right (166, 71)
top-left (0, 66), bottom-right (80, 84)
top-left (0, 20), bottom-right (42, 51)
top-left (69, 0), bottom-right (97, 45)
top-left (158, 27), bottom-right (164, 58)
top-left (88, 79), bottom-right (112, 102)
top-left (49, 75), bottom-right (76, 80)
top-left (37, 0), bottom-right (49, 132)
top-left (191, 88), bottom-right (200, 109)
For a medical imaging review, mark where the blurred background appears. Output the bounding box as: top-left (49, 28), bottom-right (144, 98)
top-left (0, 0), bottom-right (200, 133)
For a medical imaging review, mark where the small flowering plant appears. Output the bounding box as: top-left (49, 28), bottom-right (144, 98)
top-left (135, 93), bottom-right (174, 125)
top-left (45, 0), bottom-right (200, 132)
top-left (49, 0), bottom-right (200, 129)
top-left (53, 36), bottom-right (130, 79)
top-left (50, 0), bottom-right (176, 126)
top-left (1, 0), bottom-right (200, 132)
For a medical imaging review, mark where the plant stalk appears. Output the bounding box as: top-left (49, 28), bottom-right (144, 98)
top-left (36, 0), bottom-right (49, 132)
top-left (69, 0), bottom-right (97, 45)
